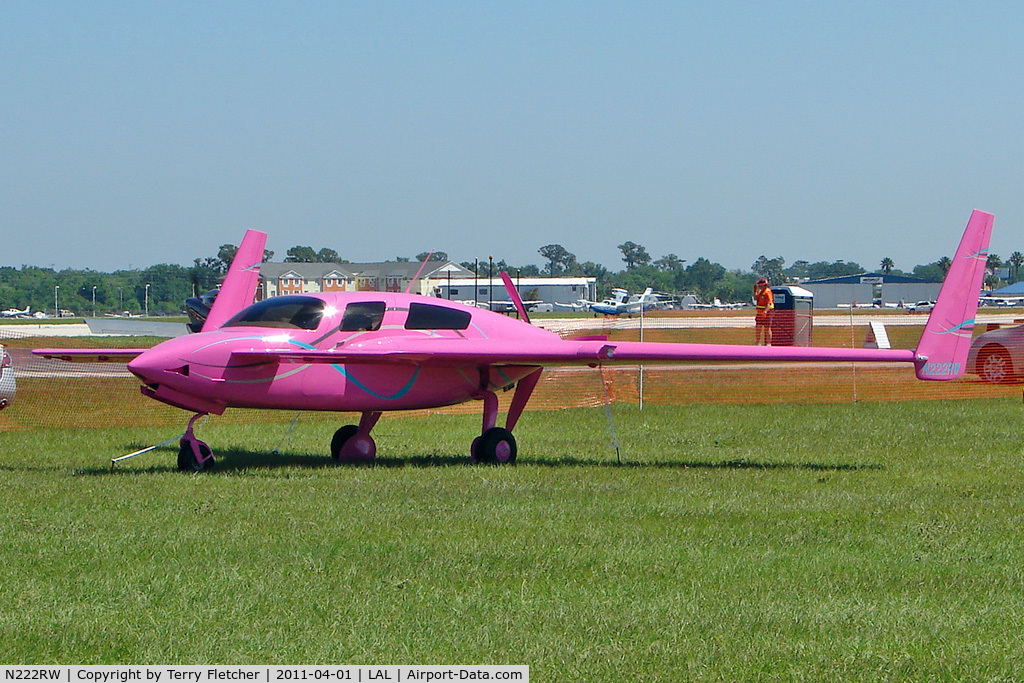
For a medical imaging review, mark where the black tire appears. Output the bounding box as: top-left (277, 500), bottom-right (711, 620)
top-left (979, 346), bottom-right (1014, 384)
top-left (476, 427), bottom-right (517, 465)
top-left (178, 441), bottom-right (214, 472)
top-left (331, 425), bottom-right (359, 460)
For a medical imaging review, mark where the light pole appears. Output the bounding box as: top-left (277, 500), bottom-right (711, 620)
top-left (144, 283), bottom-right (150, 318)
top-left (488, 255), bottom-right (493, 312)
top-left (639, 303), bottom-right (644, 411)
top-left (54, 285), bottom-right (59, 318)
top-left (517, 268), bottom-right (522, 318)
top-left (92, 286), bottom-right (97, 317)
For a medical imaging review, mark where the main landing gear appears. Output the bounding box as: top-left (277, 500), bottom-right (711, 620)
top-left (178, 413), bottom-right (215, 472)
top-left (469, 389), bottom-right (522, 465)
top-left (472, 426), bottom-right (517, 464)
top-left (471, 369), bottom-right (540, 465)
top-left (329, 369), bottom-right (543, 466)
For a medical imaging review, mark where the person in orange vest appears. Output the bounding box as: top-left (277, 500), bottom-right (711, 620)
top-left (754, 277), bottom-right (774, 345)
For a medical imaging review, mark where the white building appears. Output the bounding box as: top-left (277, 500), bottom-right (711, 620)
top-left (802, 272), bottom-right (940, 308)
top-left (432, 276), bottom-right (598, 308)
top-left (259, 261), bottom-right (475, 298)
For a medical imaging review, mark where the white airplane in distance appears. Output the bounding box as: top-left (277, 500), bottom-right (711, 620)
top-left (553, 299), bottom-right (590, 312)
top-left (590, 288), bottom-right (664, 316)
top-left (554, 288), bottom-right (671, 314)
top-left (487, 299), bottom-right (545, 314)
top-left (451, 299), bottom-right (543, 313)
top-left (0, 305), bottom-right (30, 318)
top-left (980, 296), bottom-right (1024, 307)
top-left (644, 291), bottom-right (676, 311)
top-left (552, 290), bottom-right (631, 313)
top-left (690, 298), bottom-right (746, 310)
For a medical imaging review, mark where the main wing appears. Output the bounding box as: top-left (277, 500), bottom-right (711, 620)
top-left (34, 349), bottom-right (147, 362)
top-left (230, 336), bottom-right (916, 368)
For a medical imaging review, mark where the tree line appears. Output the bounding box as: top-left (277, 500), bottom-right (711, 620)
top-left (0, 239), bottom-right (1015, 317)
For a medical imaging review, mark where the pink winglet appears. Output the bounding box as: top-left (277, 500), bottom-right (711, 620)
top-left (405, 250), bottom-right (434, 294)
top-left (202, 229), bottom-right (268, 331)
top-left (914, 210), bottom-right (993, 380)
top-left (500, 272), bottom-right (531, 323)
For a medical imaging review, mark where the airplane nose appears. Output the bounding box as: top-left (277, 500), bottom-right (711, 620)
top-left (126, 343), bottom-right (226, 416)
top-left (128, 348), bottom-right (185, 384)
top-left (127, 353), bottom-right (156, 383)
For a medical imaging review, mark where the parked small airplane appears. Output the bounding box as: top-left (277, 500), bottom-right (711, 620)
top-left (0, 305), bottom-right (30, 318)
top-left (185, 288), bottom-right (220, 333)
top-left (553, 299), bottom-right (591, 312)
top-left (590, 288), bottom-right (662, 316)
top-left (35, 210), bottom-right (993, 471)
top-left (691, 298), bottom-right (746, 310)
top-left (979, 296), bottom-right (1024, 307)
top-left (486, 298), bottom-right (545, 314)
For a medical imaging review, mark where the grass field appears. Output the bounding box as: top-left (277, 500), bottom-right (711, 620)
top-left (3, 395), bottom-right (1024, 679)
top-left (3, 318), bottom-right (1024, 677)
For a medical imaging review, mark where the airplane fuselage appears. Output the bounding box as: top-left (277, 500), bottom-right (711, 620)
top-left (128, 292), bottom-right (551, 415)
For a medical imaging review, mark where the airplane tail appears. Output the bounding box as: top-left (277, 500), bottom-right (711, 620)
top-left (202, 229), bottom-right (268, 332)
top-left (914, 210), bottom-right (993, 380)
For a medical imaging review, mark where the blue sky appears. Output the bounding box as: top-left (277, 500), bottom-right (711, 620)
top-left (2, 2), bottom-right (1023, 274)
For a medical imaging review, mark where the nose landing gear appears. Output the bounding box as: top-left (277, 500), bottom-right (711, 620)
top-left (331, 411), bottom-right (381, 462)
top-left (178, 413), bottom-right (215, 472)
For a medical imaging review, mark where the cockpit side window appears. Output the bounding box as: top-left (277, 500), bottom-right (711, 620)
top-left (405, 302), bottom-right (472, 330)
top-left (223, 296), bottom-right (325, 330)
top-left (341, 301), bottom-right (386, 331)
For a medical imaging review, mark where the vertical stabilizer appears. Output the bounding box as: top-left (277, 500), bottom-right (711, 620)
top-left (915, 210), bottom-right (993, 380)
top-left (202, 229), bottom-right (268, 332)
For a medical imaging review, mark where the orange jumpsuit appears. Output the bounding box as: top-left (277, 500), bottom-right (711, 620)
top-left (754, 285), bottom-right (774, 325)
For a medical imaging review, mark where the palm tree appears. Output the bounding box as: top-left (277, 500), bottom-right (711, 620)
top-left (879, 257), bottom-right (894, 275)
top-left (1010, 251), bottom-right (1024, 283)
top-left (938, 256), bottom-right (953, 278)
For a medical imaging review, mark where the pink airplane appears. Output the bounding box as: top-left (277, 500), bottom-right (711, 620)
top-left (36, 210), bottom-right (993, 471)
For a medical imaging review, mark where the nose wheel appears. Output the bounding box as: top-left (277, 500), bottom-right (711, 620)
top-left (178, 438), bottom-right (214, 472)
top-left (331, 425), bottom-right (377, 461)
top-left (177, 413), bottom-right (215, 472)
top-left (331, 412), bottom-right (381, 462)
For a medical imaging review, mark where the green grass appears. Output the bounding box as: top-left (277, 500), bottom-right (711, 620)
top-left (2, 400), bottom-right (1024, 678)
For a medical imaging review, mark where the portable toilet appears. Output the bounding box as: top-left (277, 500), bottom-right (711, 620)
top-left (770, 285), bottom-right (813, 346)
